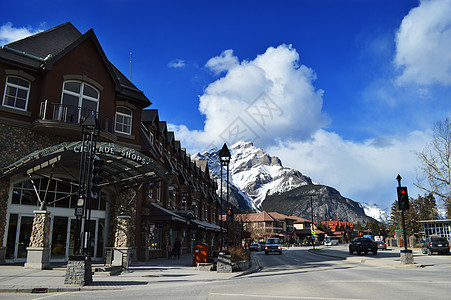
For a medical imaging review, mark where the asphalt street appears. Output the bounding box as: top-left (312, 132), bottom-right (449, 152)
top-left (1, 246), bottom-right (450, 299)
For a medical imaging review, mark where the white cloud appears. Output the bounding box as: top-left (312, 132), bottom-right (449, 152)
top-left (205, 49), bottom-right (239, 75)
top-left (267, 129), bottom-right (432, 208)
top-left (172, 44), bottom-right (329, 152)
top-left (0, 22), bottom-right (44, 46)
top-left (168, 59), bottom-right (185, 68)
top-left (395, 0), bottom-right (451, 86)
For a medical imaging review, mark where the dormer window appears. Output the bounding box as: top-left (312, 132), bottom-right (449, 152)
top-left (115, 107), bottom-right (132, 135)
top-left (2, 76), bottom-right (30, 111)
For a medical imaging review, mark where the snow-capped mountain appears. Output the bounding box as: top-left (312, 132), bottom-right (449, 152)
top-left (193, 141), bottom-right (375, 223)
top-left (361, 203), bottom-right (390, 224)
top-left (192, 141), bottom-right (312, 211)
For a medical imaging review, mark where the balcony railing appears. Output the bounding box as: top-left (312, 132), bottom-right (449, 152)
top-left (39, 100), bottom-right (114, 134)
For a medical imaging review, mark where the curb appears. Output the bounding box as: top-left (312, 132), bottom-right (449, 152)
top-left (234, 254), bottom-right (263, 277)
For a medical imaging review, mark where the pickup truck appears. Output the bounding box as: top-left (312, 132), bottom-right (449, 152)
top-left (349, 237), bottom-right (377, 255)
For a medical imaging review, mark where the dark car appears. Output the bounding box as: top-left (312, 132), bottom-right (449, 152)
top-left (249, 243), bottom-right (261, 251)
top-left (422, 236), bottom-right (450, 255)
top-left (265, 238), bottom-right (282, 255)
top-left (349, 237), bottom-right (378, 255)
top-left (376, 240), bottom-right (387, 250)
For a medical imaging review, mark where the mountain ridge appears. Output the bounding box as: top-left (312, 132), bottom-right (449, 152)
top-left (193, 141), bottom-right (380, 224)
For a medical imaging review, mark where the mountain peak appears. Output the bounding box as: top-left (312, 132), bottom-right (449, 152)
top-left (195, 141), bottom-right (312, 211)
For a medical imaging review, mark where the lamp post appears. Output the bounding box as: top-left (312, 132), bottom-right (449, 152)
top-left (219, 143), bottom-right (231, 251)
top-left (66, 113), bottom-right (100, 286)
top-left (74, 113), bottom-right (100, 257)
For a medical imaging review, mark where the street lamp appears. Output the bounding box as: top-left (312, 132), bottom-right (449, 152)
top-left (65, 112), bottom-right (100, 286)
top-left (219, 143), bottom-right (231, 251)
top-left (74, 113), bottom-right (100, 257)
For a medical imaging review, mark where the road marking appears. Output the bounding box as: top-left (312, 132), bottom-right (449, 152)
top-left (209, 292), bottom-right (367, 300)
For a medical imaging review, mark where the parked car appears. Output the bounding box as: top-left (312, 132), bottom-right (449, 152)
top-left (324, 236), bottom-right (339, 246)
top-left (376, 240), bottom-right (387, 250)
top-left (249, 243), bottom-right (261, 251)
top-left (349, 237), bottom-right (378, 255)
top-left (265, 238), bottom-right (282, 255)
top-left (422, 236), bottom-right (450, 255)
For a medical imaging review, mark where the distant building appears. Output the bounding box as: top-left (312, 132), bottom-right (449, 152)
top-left (418, 219), bottom-right (451, 240)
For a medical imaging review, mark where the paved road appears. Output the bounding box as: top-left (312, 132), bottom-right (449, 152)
top-left (1, 246), bottom-right (450, 299)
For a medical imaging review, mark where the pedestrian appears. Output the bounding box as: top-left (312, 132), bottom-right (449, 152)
top-left (173, 238), bottom-right (181, 259)
top-left (167, 242), bottom-right (173, 259)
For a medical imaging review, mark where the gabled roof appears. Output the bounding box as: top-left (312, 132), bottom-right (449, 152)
top-left (159, 121), bottom-right (167, 135)
top-left (167, 131), bottom-right (175, 144)
top-left (0, 22), bottom-right (150, 106)
top-left (142, 109), bottom-right (159, 123)
top-left (236, 211), bottom-right (277, 222)
top-left (3, 22), bottom-right (81, 62)
top-left (268, 212), bottom-right (296, 221)
top-left (291, 216), bottom-right (312, 223)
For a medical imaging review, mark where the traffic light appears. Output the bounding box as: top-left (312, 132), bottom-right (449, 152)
top-left (226, 207), bottom-right (233, 222)
top-left (397, 186), bottom-right (409, 211)
top-left (91, 155), bottom-right (104, 199)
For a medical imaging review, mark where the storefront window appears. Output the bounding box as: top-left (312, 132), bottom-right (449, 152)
top-left (17, 216), bottom-right (33, 259)
top-left (5, 214), bottom-right (18, 259)
top-left (51, 217), bottom-right (68, 259)
top-left (96, 219), bottom-right (105, 258)
top-left (149, 224), bottom-right (163, 250)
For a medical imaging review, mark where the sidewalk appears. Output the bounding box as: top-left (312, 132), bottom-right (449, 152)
top-left (0, 253), bottom-right (261, 294)
top-left (310, 245), bottom-right (424, 269)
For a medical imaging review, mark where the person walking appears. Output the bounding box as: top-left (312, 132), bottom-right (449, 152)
top-left (173, 238), bottom-right (181, 259)
top-left (167, 242), bottom-right (173, 259)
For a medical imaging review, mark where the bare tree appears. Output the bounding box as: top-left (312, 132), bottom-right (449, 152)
top-left (416, 118), bottom-right (451, 217)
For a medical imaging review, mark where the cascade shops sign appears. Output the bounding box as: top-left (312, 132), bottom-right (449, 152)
top-left (73, 144), bottom-right (151, 165)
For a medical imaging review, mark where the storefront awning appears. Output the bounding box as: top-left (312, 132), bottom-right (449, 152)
top-left (142, 202), bottom-right (187, 224)
top-left (192, 219), bottom-right (221, 232)
top-left (1, 141), bottom-right (169, 189)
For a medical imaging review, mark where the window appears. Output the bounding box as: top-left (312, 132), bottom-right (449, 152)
top-left (2, 76), bottom-right (30, 110)
top-left (115, 107), bottom-right (132, 135)
top-left (61, 81), bottom-right (99, 123)
top-left (11, 178), bottom-right (106, 210)
top-left (148, 224), bottom-right (163, 250)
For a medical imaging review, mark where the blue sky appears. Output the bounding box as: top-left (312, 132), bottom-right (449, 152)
top-left (2, 0), bottom-right (451, 211)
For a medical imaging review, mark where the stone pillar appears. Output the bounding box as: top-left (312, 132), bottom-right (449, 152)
top-left (64, 256), bottom-right (92, 286)
top-left (217, 251), bottom-right (232, 273)
top-left (400, 249), bottom-right (414, 265)
top-left (112, 215), bottom-right (132, 267)
top-left (24, 210), bottom-right (51, 269)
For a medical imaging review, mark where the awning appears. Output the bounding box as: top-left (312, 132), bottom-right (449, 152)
top-left (142, 202), bottom-right (187, 224)
top-left (1, 141), bottom-right (169, 189)
top-left (192, 219), bottom-right (221, 232)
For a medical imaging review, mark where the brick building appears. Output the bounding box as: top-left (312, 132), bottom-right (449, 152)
top-left (0, 23), bottom-right (221, 265)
